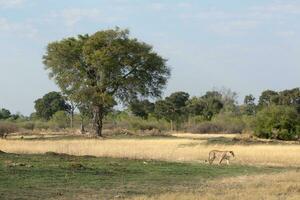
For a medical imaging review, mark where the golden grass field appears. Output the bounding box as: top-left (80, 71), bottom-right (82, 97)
top-left (1, 132), bottom-right (300, 200)
top-left (1, 133), bottom-right (300, 166)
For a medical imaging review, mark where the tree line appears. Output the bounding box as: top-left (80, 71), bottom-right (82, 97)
top-left (2, 86), bottom-right (299, 140)
top-left (1, 28), bottom-right (299, 140)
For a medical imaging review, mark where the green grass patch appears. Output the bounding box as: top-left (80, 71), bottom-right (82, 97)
top-left (0, 152), bottom-right (283, 199)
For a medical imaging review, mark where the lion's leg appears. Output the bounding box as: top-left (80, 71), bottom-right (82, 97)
top-left (226, 159), bottom-right (229, 165)
top-left (218, 155), bottom-right (225, 165)
top-left (208, 153), bottom-right (215, 165)
top-left (209, 157), bottom-right (215, 165)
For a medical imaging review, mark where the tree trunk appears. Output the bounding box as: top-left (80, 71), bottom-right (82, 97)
top-left (69, 102), bottom-right (75, 129)
top-left (70, 110), bottom-right (74, 128)
top-left (93, 105), bottom-right (104, 137)
top-left (80, 117), bottom-right (85, 134)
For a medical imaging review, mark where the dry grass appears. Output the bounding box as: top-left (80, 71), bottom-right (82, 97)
top-left (1, 133), bottom-right (300, 166)
top-left (172, 132), bottom-right (237, 139)
top-left (1, 132), bottom-right (300, 200)
top-left (128, 170), bottom-right (300, 200)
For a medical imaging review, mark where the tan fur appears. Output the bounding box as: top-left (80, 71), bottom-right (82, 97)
top-left (207, 150), bottom-right (235, 165)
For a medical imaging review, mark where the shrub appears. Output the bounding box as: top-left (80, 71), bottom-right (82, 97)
top-left (0, 122), bottom-right (18, 137)
top-left (104, 113), bottom-right (170, 132)
top-left (18, 122), bottom-right (35, 130)
top-left (184, 113), bottom-right (246, 134)
top-left (129, 117), bottom-right (169, 131)
top-left (186, 121), bottom-right (223, 133)
top-left (254, 105), bottom-right (300, 140)
top-left (50, 111), bottom-right (70, 129)
top-left (34, 121), bottom-right (50, 130)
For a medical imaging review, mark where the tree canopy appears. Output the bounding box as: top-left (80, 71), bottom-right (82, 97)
top-left (43, 28), bottom-right (170, 136)
top-left (129, 99), bottom-right (154, 119)
top-left (34, 91), bottom-right (70, 120)
top-left (0, 108), bottom-right (11, 120)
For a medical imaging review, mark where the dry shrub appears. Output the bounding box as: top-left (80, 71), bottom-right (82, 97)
top-left (103, 128), bottom-right (135, 136)
top-left (34, 121), bottom-right (50, 130)
top-left (0, 122), bottom-right (18, 137)
top-left (103, 115), bottom-right (170, 132)
top-left (136, 129), bottom-right (169, 137)
top-left (18, 122), bottom-right (35, 130)
top-left (185, 120), bottom-right (245, 134)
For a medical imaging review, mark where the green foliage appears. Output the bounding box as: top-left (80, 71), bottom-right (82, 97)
top-left (34, 91), bottom-right (70, 120)
top-left (0, 153), bottom-right (277, 200)
top-left (34, 121), bottom-right (50, 130)
top-left (43, 27), bottom-right (170, 136)
top-left (254, 105), bottom-right (300, 140)
top-left (201, 91), bottom-right (224, 120)
top-left (184, 113), bottom-right (246, 134)
top-left (104, 111), bottom-right (169, 132)
top-left (128, 117), bottom-right (169, 131)
top-left (243, 94), bottom-right (256, 115)
top-left (258, 88), bottom-right (300, 110)
top-left (258, 90), bottom-right (279, 108)
top-left (154, 91), bottom-right (189, 121)
top-left (50, 111), bottom-right (70, 129)
top-left (0, 108), bottom-right (11, 120)
top-left (278, 88), bottom-right (300, 107)
top-left (18, 121), bottom-right (35, 130)
top-left (185, 97), bottom-right (206, 116)
top-left (129, 99), bottom-right (154, 119)
top-left (218, 87), bottom-right (239, 113)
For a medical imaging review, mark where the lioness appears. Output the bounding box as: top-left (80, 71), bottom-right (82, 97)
top-left (207, 150), bottom-right (235, 165)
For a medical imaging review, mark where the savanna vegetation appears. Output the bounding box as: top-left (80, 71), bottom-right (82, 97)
top-left (1, 86), bottom-right (299, 141)
top-left (1, 28), bottom-right (300, 200)
top-left (1, 28), bottom-right (299, 141)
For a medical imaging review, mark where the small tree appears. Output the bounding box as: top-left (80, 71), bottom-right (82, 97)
top-left (218, 87), bottom-right (239, 113)
top-left (243, 94), bottom-right (256, 115)
top-left (154, 91), bottom-right (189, 130)
top-left (50, 111), bottom-right (70, 129)
top-left (254, 105), bottom-right (300, 140)
top-left (78, 103), bottom-right (93, 133)
top-left (185, 97), bottom-right (206, 116)
top-left (258, 90), bottom-right (279, 108)
top-left (0, 108), bottom-right (11, 120)
top-left (201, 91), bottom-right (223, 120)
top-left (43, 28), bottom-right (170, 137)
top-left (34, 91), bottom-right (71, 120)
top-left (129, 99), bottom-right (154, 119)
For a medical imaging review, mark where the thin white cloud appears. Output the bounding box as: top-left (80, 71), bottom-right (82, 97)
top-left (62, 8), bottom-right (102, 27)
top-left (0, 17), bottom-right (37, 38)
top-left (209, 20), bottom-right (260, 35)
top-left (54, 8), bottom-right (121, 27)
top-left (0, 0), bottom-right (25, 8)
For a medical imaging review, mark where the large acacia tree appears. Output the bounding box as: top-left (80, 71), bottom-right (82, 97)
top-left (43, 28), bottom-right (170, 136)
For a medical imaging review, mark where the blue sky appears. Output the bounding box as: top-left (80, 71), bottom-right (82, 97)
top-left (0, 0), bottom-right (299, 115)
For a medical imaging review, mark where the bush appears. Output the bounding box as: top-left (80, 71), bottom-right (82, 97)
top-left (186, 121), bottom-right (223, 133)
top-left (129, 117), bottom-right (169, 131)
top-left (0, 122), bottom-right (18, 137)
top-left (50, 111), bottom-right (70, 129)
top-left (254, 105), bottom-right (300, 140)
top-left (104, 112), bottom-right (170, 132)
top-left (18, 121), bottom-right (35, 130)
top-left (35, 121), bottom-right (50, 130)
top-left (184, 113), bottom-right (246, 134)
